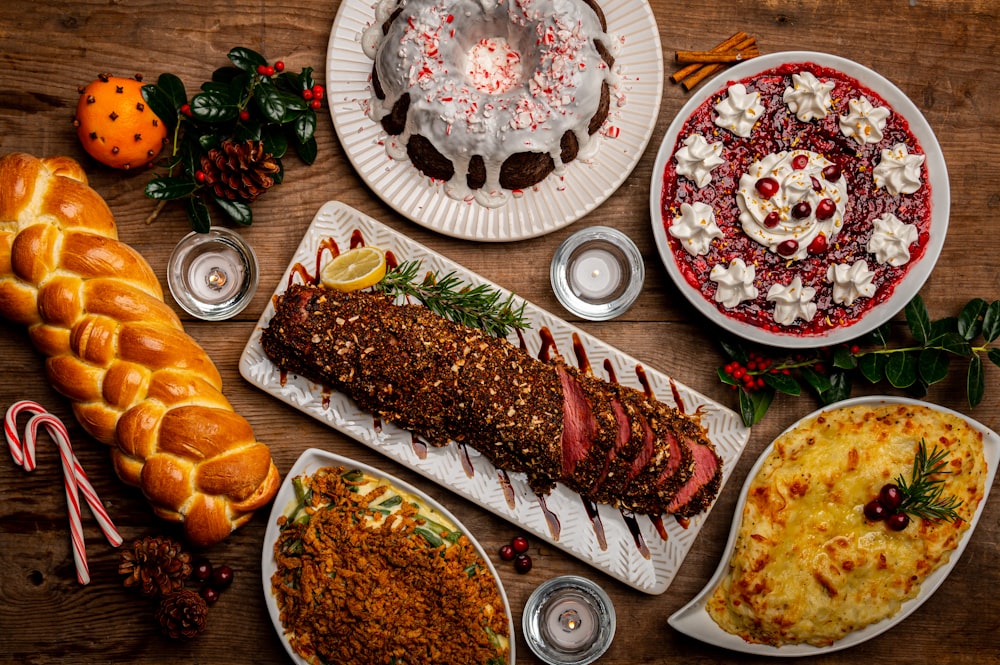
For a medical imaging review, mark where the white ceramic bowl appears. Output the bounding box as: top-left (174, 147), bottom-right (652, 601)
top-left (650, 52), bottom-right (949, 348)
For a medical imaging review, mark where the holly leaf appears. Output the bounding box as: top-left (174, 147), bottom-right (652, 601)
top-left (254, 79), bottom-right (287, 124)
top-left (262, 128), bottom-right (288, 159)
top-left (293, 109), bottom-right (317, 144)
top-left (213, 196), bottom-right (253, 226)
top-left (833, 346), bottom-right (857, 369)
top-left (983, 300), bottom-right (1000, 342)
top-left (987, 347), bottom-right (1000, 368)
top-left (186, 195), bottom-right (212, 233)
top-left (763, 372), bottom-right (801, 396)
top-left (719, 338), bottom-right (748, 363)
top-left (858, 353), bottom-right (885, 383)
top-left (142, 79), bottom-right (182, 130)
top-left (867, 321), bottom-right (892, 347)
top-left (228, 47), bottom-right (268, 73)
top-left (918, 348), bottom-right (949, 385)
top-left (717, 367), bottom-right (737, 386)
top-left (296, 135), bottom-right (318, 166)
top-left (799, 365), bottom-right (832, 393)
top-left (905, 295), bottom-right (931, 344)
top-left (885, 351), bottom-right (918, 388)
top-left (819, 371), bottom-right (852, 404)
top-left (967, 354), bottom-right (985, 407)
top-left (739, 387), bottom-right (774, 427)
top-left (928, 316), bottom-right (958, 343)
top-left (957, 298), bottom-right (987, 340)
top-left (934, 331), bottom-right (973, 357)
top-left (190, 90), bottom-right (239, 123)
top-left (145, 176), bottom-right (197, 200)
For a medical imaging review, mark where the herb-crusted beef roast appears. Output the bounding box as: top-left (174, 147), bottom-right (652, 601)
top-left (260, 283), bottom-right (721, 517)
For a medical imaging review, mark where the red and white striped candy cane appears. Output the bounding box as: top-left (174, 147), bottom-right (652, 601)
top-left (5, 400), bottom-right (123, 585)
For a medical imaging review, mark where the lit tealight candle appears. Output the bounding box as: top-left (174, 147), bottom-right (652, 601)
top-left (570, 248), bottom-right (623, 301)
top-left (550, 226), bottom-right (644, 321)
top-left (523, 575), bottom-right (616, 665)
top-left (167, 227), bottom-right (259, 321)
top-left (542, 591), bottom-right (601, 652)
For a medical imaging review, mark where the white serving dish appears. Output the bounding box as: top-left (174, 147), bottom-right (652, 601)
top-left (261, 448), bottom-right (515, 665)
top-left (240, 200), bottom-right (752, 594)
top-left (668, 395), bottom-right (999, 656)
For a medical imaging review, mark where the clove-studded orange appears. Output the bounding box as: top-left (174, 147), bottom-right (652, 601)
top-left (74, 74), bottom-right (168, 169)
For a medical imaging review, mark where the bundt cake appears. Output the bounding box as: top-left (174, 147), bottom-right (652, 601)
top-left (362, 0), bottom-right (617, 207)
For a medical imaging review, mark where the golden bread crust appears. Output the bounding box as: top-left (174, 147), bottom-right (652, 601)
top-left (0, 152), bottom-right (280, 546)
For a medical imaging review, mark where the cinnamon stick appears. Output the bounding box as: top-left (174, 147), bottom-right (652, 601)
top-left (675, 46), bottom-right (760, 65)
top-left (679, 35), bottom-right (758, 91)
top-left (669, 31), bottom-right (749, 84)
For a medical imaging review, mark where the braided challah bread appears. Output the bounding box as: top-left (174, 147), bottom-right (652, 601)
top-left (0, 152), bottom-right (280, 546)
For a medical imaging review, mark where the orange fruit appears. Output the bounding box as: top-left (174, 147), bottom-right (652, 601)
top-left (74, 74), bottom-right (168, 170)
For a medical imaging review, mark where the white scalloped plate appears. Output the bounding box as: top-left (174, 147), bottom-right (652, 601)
top-left (650, 51), bottom-right (949, 348)
top-left (262, 448), bottom-right (516, 665)
top-left (668, 396), bottom-right (999, 656)
top-left (240, 200), bottom-right (751, 594)
top-left (325, 0), bottom-right (663, 241)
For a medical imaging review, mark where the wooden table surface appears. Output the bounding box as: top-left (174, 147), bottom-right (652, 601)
top-left (2, 1), bottom-right (998, 663)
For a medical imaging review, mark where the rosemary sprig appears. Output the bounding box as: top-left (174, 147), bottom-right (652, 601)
top-left (895, 439), bottom-right (963, 523)
top-left (375, 260), bottom-right (529, 338)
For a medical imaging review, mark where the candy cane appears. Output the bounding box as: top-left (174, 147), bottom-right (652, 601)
top-left (4, 401), bottom-right (123, 585)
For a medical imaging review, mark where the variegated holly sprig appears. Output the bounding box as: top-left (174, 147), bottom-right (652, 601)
top-left (718, 296), bottom-right (1000, 426)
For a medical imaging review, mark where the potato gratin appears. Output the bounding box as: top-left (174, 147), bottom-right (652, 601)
top-left (706, 403), bottom-right (987, 647)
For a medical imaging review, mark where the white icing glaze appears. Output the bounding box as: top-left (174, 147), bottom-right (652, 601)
top-left (710, 258), bottom-right (758, 308)
top-left (736, 150), bottom-right (848, 261)
top-left (674, 134), bottom-right (724, 188)
top-left (713, 84), bottom-right (763, 138)
top-left (782, 71), bottom-right (834, 122)
top-left (838, 97), bottom-right (891, 145)
top-left (669, 202), bottom-right (723, 256)
top-left (766, 276), bottom-right (817, 326)
top-left (365, 0), bottom-right (615, 207)
top-left (868, 212), bottom-right (919, 266)
top-left (826, 260), bottom-right (877, 306)
top-left (873, 142), bottom-right (925, 195)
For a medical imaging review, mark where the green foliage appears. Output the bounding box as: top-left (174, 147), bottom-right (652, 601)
top-left (719, 296), bottom-right (1000, 427)
top-left (141, 47), bottom-right (321, 231)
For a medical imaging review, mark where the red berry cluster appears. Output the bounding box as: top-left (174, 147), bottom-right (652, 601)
top-left (301, 83), bottom-right (325, 110)
top-left (498, 535), bottom-right (532, 574)
top-left (191, 557), bottom-right (235, 604)
top-left (721, 351), bottom-right (780, 392)
top-left (863, 483), bottom-right (910, 531)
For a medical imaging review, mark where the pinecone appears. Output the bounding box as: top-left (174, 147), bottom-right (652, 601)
top-left (200, 139), bottom-right (280, 202)
top-left (156, 589), bottom-right (208, 639)
top-left (118, 535), bottom-right (192, 598)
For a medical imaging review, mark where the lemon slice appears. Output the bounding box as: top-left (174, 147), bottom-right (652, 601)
top-left (320, 246), bottom-right (387, 292)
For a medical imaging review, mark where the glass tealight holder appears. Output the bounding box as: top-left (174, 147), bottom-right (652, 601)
top-left (167, 227), bottom-right (259, 321)
top-left (522, 575), bottom-right (616, 665)
top-left (550, 226), bottom-right (644, 321)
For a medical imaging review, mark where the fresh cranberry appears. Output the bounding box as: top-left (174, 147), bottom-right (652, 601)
top-left (755, 177), bottom-right (779, 199)
top-left (810, 176), bottom-right (823, 192)
top-left (879, 484), bottom-right (904, 512)
top-left (807, 234), bottom-right (828, 254)
top-left (311, 84), bottom-right (325, 100)
top-left (863, 499), bottom-right (888, 521)
top-left (776, 239), bottom-right (799, 257)
top-left (239, 109), bottom-right (250, 122)
top-left (274, 60), bottom-right (285, 72)
top-left (309, 99), bottom-right (322, 110)
top-left (511, 536), bottom-right (529, 554)
top-left (191, 558), bottom-right (212, 582)
top-left (498, 544), bottom-right (515, 561)
top-left (815, 198), bottom-right (837, 220)
top-left (822, 164), bottom-right (842, 181)
top-left (791, 154), bottom-right (809, 170)
top-left (514, 553), bottom-right (533, 574)
top-left (256, 65), bottom-right (268, 76)
top-left (791, 201), bottom-right (811, 219)
top-left (302, 89), bottom-right (314, 101)
top-left (200, 585), bottom-right (220, 604)
top-left (211, 564), bottom-right (234, 591)
top-left (763, 211), bottom-right (781, 228)
top-left (887, 512), bottom-right (910, 531)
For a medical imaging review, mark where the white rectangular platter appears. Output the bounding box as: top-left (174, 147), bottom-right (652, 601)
top-left (239, 200), bottom-right (751, 594)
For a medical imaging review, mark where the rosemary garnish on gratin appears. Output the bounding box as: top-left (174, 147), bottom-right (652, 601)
top-left (375, 259), bottom-right (528, 338)
top-left (896, 439), bottom-right (964, 523)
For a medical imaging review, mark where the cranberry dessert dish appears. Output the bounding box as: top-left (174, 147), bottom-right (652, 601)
top-left (650, 52), bottom-right (948, 347)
